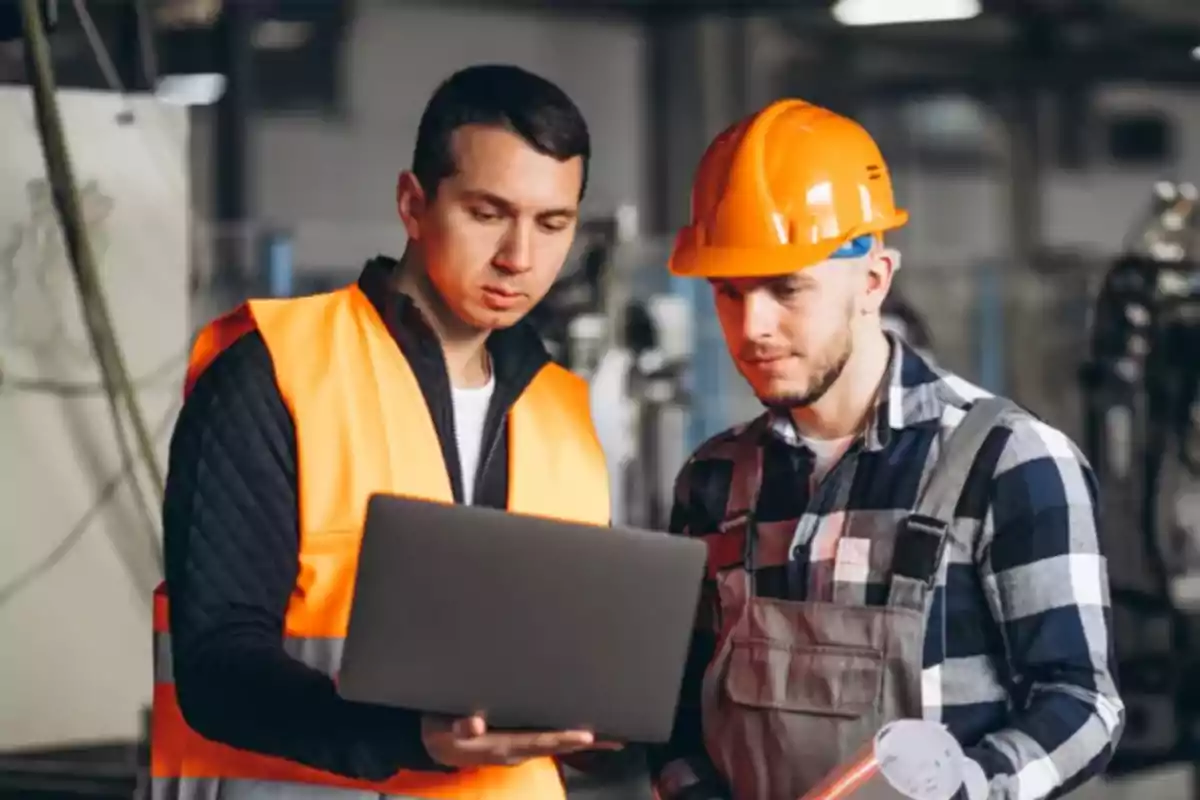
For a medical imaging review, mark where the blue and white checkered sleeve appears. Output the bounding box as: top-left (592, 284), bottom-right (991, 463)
top-left (964, 416), bottom-right (1124, 799)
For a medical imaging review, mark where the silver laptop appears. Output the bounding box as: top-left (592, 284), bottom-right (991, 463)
top-left (336, 493), bottom-right (709, 743)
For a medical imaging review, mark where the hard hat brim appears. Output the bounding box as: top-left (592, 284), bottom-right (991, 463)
top-left (667, 210), bottom-right (909, 279)
top-left (668, 238), bottom-right (843, 279)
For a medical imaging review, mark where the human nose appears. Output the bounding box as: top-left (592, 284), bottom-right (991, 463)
top-left (741, 287), bottom-right (780, 342)
top-left (494, 219), bottom-right (535, 274)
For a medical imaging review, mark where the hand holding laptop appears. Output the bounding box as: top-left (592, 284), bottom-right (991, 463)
top-left (421, 713), bottom-right (622, 768)
top-left (341, 496), bottom-right (708, 750)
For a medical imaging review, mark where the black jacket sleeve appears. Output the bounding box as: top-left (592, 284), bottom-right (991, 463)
top-left (162, 331), bottom-right (446, 779)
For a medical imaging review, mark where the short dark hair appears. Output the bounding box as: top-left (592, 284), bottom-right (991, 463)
top-left (411, 64), bottom-right (591, 200)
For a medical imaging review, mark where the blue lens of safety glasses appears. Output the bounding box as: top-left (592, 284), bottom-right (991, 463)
top-left (830, 235), bottom-right (874, 259)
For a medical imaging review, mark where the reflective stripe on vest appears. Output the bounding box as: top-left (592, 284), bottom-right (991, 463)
top-left (152, 286), bottom-right (610, 800)
top-left (152, 776), bottom-right (438, 799)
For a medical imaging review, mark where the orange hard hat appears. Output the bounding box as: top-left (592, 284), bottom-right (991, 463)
top-left (668, 99), bottom-right (908, 279)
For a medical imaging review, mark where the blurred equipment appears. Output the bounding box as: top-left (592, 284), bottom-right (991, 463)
top-left (619, 295), bottom-right (691, 529)
top-left (525, 215), bottom-right (621, 372)
top-left (528, 208), bottom-right (692, 529)
top-left (1082, 180), bottom-right (1200, 776)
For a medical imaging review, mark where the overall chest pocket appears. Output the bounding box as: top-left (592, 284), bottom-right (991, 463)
top-left (723, 634), bottom-right (884, 719)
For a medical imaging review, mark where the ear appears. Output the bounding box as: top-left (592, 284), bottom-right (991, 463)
top-left (396, 171), bottom-right (426, 241)
top-left (879, 247), bottom-right (901, 274)
top-left (861, 247), bottom-right (899, 315)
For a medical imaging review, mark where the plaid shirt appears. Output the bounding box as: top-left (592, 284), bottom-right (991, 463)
top-left (650, 337), bottom-right (1124, 800)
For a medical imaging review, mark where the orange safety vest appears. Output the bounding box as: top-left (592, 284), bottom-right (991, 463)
top-left (151, 284), bottom-right (610, 799)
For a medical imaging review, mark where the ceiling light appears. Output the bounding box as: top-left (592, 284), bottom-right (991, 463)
top-left (832, 0), bottom-right (982, 26)
top-left (1191, 45), bottom-right (1200, 60)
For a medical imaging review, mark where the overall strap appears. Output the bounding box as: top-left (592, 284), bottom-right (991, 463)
top-left (887, 397), bottom-right (1022, 611)
top-left (723, 419), bottom-right (767, 596)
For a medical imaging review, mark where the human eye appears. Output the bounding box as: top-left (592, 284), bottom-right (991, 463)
top-left (770, 280), bottom-right (804, 301)
top-left (539, 218), bottom-right (572, 233)
top-left (713, 281), bottom-right (741, 300)
top-left (468, 205), bottom-right (503, 223)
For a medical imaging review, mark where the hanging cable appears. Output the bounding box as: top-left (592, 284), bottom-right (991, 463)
top-left (18, 0), bottom-right (165, 574)
top-left (132, 0), bottom-right (159, 89)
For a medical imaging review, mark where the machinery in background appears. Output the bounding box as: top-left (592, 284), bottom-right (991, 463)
top-left (1081, 181), bottom-right (1200, 777)
top-left (523, 217), bottom-right (619, 372)
top-left (1085, 181), bottom-right (1200, 594)
top-left (611, 295), bottom-right (691, 529)
top-left (526, 209), bottom-right (692, 531)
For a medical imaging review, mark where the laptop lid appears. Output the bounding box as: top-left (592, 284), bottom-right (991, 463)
top-left (336, 493), bottom-right (708, 743)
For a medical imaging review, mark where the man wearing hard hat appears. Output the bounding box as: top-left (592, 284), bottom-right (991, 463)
top-left (648, 100), bottom-right (1123, 799)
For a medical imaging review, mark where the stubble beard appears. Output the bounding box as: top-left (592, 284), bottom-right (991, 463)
top-left (759, 339), bottom-right (852, 411)
top-left (757, 302), bottom-right (856, 411)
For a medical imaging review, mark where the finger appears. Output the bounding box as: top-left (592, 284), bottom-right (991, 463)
top-left (452, 715), bottom-right (488, 738)
top-left (516, 741), bottom-right (598, 759)
top-left (463, 730), bottom-right (592, 757)
top-left (545, 730), bottom-right (596, 748)
top-left (458, 729), bottom-right (598, 762)
top-left (591, 741), bottom-right (625, 751)
top-left (505, 730), bottom-right (596, 756)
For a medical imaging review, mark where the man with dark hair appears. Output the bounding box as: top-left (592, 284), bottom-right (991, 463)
top-left (411, 65), bottom-right (590, 201)
top-left (150, 64), bottom-right (616, 800)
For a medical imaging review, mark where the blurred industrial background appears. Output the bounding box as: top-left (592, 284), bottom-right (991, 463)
top-left (2, 0), bottom-right (1200, 796)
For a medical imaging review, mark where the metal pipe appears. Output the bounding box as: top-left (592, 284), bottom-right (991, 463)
top-left (1004, 87), bottom-right (1042, 270)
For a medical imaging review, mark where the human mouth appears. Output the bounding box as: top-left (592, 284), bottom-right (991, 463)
top-left (481, 286), bottom-right (525, 310)
top-left (745, 354), bottom-right (796, 373)
top-left (745, 354), bottom-right (792, 366)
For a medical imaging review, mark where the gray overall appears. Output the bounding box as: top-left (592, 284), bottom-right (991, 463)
top-left (700, 399), bottom-right (1017, 800)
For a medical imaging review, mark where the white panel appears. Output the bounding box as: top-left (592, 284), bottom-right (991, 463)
top-left (0, 88), bottom-right (189, 749)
